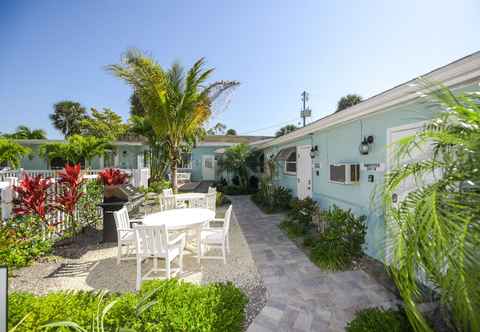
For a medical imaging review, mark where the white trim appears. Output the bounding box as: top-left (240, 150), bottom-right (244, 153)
top-left (197, 142), bottom-right (238, 147)
top-left (255, 51), bottom-right (480, 150)
top-left (283, 150), bottom-right (297, 175)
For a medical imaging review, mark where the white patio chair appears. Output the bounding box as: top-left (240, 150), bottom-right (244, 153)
top-left (142, 192), bottom-right (160, 215)
top-left (199, 205), bottom-right (232, 264)
top-left (113, 207), bottom-right (143, 264)
top-left (205, 192), bottom-right (216, 213)
top-left (189, 196), bottom-right (206, 208)
top-left (162, 188), bottom-right (173, 196)
top-left (208, 186), bottom-right (216, 194)
top-left (134, 225), bottom-right (185, 290)
top-left (159, 196), bottom-right (176, 211)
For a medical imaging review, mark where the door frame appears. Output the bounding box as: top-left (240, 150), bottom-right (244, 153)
top-left (296, 145), bottom-right (313, 199)
top-left (201, 155), bottom-right (215, 181)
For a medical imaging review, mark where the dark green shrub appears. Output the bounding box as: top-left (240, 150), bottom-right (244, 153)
top-left (302, 234), bottom-right (317, 248)
top-left (310, 205), bottom-right (367, 270)
top-left (249, 175), bottom-right (259, 190)
top-left (0, 217), bottom-right (53, 269)
top-left (288, 197), bottom-right (318, 227)
top-left (140, 179), bottom-right (171, 194)
top-left (346, 307), bottom-right (413, 332)
top-left (251, 179), bottom-right (292, 213)
top-left (8, 279), bottom-right (247, 332)
top-left (279, 219), bottom-right (305, 237)
top-left (78, 180), bottom-right (103, 226)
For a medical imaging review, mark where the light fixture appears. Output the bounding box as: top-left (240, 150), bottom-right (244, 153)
top-left (359, 136), bottom-right (374, 155)
top-left (310, 145), bottom-right (318, 158)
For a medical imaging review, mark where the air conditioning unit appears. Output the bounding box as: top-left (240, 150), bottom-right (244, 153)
top-left (329, 163), bottom-right (360, 184)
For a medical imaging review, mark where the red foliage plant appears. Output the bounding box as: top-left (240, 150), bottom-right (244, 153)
top-left (13, 173), bottom-right (53, 222)
top-left (97, 168), bottom-right (128, 186)
top-left (55, 163), bottom-right (85, 215)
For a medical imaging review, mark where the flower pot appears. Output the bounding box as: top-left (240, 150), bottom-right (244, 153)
top-left (103, 185), bottom-right (118, 199)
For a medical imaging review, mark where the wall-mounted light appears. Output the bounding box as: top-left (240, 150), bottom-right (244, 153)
top-left (359, 136), bottom-right (374, 155)
top-left (310, 145), bottom-right (318, 158)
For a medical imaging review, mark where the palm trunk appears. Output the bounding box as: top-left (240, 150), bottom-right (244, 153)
top-left (171, 158), bottom-right (178, 193)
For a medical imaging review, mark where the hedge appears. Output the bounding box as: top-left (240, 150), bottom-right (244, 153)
top-left (8, 279), bottom-right (247, 332)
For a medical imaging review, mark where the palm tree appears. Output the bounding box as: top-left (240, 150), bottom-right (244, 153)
top-left (4, 125), bottom-right (47, 139)
top-left (0, 138), bottom-right (31, 169)
top-left (275, 124), bottom-right (297, 137)
top-left (217, 143), bottom-right (251, 188)
top-left (107, 49), bottom-right (239, 192)
top-left (50, 101), bottom-right (87, 137)
top-left (336, 94), bottom-right (362, 112)
top-left (380, 82), bottom-right (480, 332)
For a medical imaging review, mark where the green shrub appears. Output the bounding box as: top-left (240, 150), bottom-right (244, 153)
top-left (0, 217), bottom-right (53, 269)
top-left (288, 197), bottom-right (318, 227)
top-left (346, 307), bottom-right (414, 332)
top-left (8, 279), bottom-right (247, 332)
top-left (251, 179), bottom-right (292, 213)
top-left (279, 219), bottom-right (305, 238)
top-left (311, 205), bottom-right (367, 271)
top-left (140, 179), bottom-right (171, 194)
top-left (78, 180), bottom-right (103, 226)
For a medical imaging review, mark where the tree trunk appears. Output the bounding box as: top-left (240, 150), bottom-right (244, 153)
top-left (149, 142), bottom-right (167, 183)
top-left (171, 158), bottom-right (178, 193)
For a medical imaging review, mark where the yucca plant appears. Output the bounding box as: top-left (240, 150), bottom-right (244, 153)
top-left (381, 82), bottom-right (480, 331)
top-left (107, 49), bottom-right (239, 192)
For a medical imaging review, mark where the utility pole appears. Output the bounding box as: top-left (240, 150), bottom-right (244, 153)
top-left (300, 91), bottom-right (311, 127)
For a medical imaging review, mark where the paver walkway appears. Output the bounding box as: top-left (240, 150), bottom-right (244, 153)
top-left (230, 196), bottom-right (399, 332)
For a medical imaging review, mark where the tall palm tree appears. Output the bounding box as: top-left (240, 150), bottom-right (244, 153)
top-left (380, 82), bottom-right (480, 332)
top-left (107, 50), bottom-right (239, 192)
top-left (50, 101), bottom-right (87, 137)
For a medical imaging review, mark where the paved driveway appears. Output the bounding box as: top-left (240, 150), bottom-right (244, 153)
top-left (230, 196), bottom-right (398, 332)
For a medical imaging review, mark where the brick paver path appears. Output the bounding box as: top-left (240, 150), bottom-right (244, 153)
top-left (230, 196), bottom-right (399, 332)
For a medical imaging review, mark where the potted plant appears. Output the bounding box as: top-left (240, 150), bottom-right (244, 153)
top-left (97, 168), bottom-right (128, 199)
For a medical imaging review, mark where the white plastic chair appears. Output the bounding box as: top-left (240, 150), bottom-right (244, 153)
top-left (113, 207), bottom-right (143, 264)
top-left (159, 196), bottom-right (176, 211)
top-left (189, 196), bottom-right (206, 208)
top-left (162, 188), bottom-right (173, 196)
top-left (134, 225), bottom-right (186, 290)
top-left (207, 186), bottom-right (216, 194)
top-left (205, 192), bottom-right (216, 213)
top-left (199, 205), bottom-right (232, 264)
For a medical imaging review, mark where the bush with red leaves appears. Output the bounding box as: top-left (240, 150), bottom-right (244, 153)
top-left (55, 163), bottom-right (85, 215)
top-left (97, 168), bottom-right (128, 186)
top-left (13, 173), bottom-right (53, 222)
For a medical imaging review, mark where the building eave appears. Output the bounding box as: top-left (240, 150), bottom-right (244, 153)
top-left (255, 51), bottom-right (480, 150)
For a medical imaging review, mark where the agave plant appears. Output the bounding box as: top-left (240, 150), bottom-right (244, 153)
top-left (381, 82), bottom-right (480, 331)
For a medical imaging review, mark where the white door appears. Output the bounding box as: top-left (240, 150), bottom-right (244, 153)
top-left (297, 145), bottom-right (313, 199)
top-left (202, 155), bottom-right (215, 181)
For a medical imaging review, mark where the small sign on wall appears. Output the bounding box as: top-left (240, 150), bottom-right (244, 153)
top-left (361, 162), bottom-right (385, 172)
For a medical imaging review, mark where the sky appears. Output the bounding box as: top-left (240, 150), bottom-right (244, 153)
top-left (1, 0), bottom-right (479, 139)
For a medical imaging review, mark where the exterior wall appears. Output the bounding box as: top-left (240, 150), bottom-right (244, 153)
top-left (260, 83), bottom-right (479, 261)
top-left (190, 145), bottom-right (230, 182)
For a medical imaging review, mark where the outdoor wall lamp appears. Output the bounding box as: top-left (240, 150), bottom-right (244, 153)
top-left (310, 145), bottom-right (318, 158)
top-left (359, 136), bottom-right (374, 155)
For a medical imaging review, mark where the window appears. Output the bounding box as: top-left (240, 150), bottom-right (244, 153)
top-left (178, 153), bottom-right (192, 169)
top-left (284, 151), bottom-right (297, 174)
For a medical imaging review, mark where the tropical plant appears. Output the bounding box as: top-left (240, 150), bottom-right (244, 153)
top-left (336, 94), bottom-right (362, 112)
top-left (0, 138), bottom-right (31, 168)
top-left (217, 143), bottom-right (251, 188)
top-left (3, 125), bottom-right (47, 139)
top-left (98, 168), bottom-right (129, 185)
top-left (80, 108), bottom-right (129, 141)
top-left (13, 173), bottom-right (53, 224)
top-left (207, 122), bottom-right (227, 135)
top-left (50, 101), bottom-right (87, 137)
top-left (107, 49), bottom-right (239, 192)
top-left (275, 124), bottom-right (297, 137)
top-left (380, 83), bottom-right (480, 332)
top-left (226, 128), bottom-right (237, 135)
top-left (40, 135), bottom-right (112, 166)
top-left (346, 307), bottom-right (414, 332)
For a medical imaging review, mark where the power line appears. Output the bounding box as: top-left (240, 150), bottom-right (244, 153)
top-left (240, 117), bottom-right (300, 135)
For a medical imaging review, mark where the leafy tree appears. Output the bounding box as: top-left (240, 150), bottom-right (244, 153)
top-left (379, 83), bottom-right (480, 332)
top-left (218, 143), bottom-right (251, 188)
top-left (0, 138), bottom-right (31, 168)
top-left (275, 124), bottom-right (297, 137)
top-left (3, 126), bottom-right (47, 139)
top-left (50, 101), bottom-right (87, 137)
top-left (40, 135), bottom-right (111, 166)
top-left (107, 49), bottom-right (239, 192)
top-left (130, 91), bottom-right (146, 117)
top-left (336, 94), bottom-right (362, 112)
top-left (80, 108), bottom-right (128, 141)
top-left (226, 128), bottom-right (237, 135)
top-left (207, 122), bottom-right (227, 135)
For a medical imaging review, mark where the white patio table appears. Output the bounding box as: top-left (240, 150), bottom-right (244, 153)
top-left (142, 208), bottom-right (215, 263)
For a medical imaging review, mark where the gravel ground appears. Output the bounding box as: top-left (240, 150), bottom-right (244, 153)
top-left (9, 207), bottom-right (266, 328)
